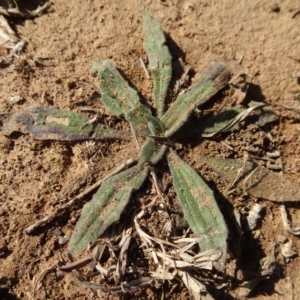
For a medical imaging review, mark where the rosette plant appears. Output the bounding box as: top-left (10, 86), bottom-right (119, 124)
top-left (68, 12), bottom-right (230, 269)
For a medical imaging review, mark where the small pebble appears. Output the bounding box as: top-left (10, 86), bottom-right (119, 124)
top-left (53, 228), bottom-right (62, 236)
top-left (58, 236), bottom-right (70, 245)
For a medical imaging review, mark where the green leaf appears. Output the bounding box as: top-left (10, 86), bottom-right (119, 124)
top-left (174, 107), bottom-right (241, 139)
top-left (91, 60), bottom-right (164, 136)
top-left (138, 138), bottom-right (167, 166)
top-left (91, 60), bottom-right (145, 116)
top-left (161, 62), bottom-right (231, 137)
top-left (68, 165), bottom-right (149, 254)
top-left (0, 106), bottom-right (130, 141)
top-left (197, 108), bottom-right (241, 134)
top-left (143, 11), bottom-right (172, 118)
top-left (200, 155), bottom-right (259, 186)
top-left (168, 150), bottom-right (228, 268)
top-left (202, 155), bottom-right (300, 202)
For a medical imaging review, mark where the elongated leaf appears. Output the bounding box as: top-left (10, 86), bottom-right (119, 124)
top-left (200, 155), bottom-right (259, 185)
top-left (138, 138), bottom-right (167, 166)
top-left (174, 107), bottom-right (241, 139)
top-left (175, 103), bottom-right (278, 139)
top-left (195, 108), bottom-right (241, 134)
top-left (162, 62), bottom-right (231, 137)
top-left (91, 60), bottom-right (164, 136)
top-left (69, 165), bottom-right (149, 254)
top-left (0, 106), bottom-right (130, 141)
top-left (202, 155), bottom-right (300, 202)
top-left (168, 150), bottom-right (228, 269)
top-left (143, 11), bottom-right (172, 117)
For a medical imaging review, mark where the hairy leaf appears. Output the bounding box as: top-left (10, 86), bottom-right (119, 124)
top-left (195, 108), bottom-right (241, 134)
top-left (174, 107), bottom-right (241, 139)
top-left (161, 62), bottom-right (231, 137)
top-left (0, 106), bottom-right (130, 141)
top-left (138, 138), bottom-right (167, 166)
top-left (202, 155), bottom-right (300, 202)
top-left (143, 11), bottom-right (172, 118)
top-left (91, 60), bottom-right (164, 136)
top-left (168, 150), bottom-right (228, 269)
top-left (69, 165), bottom-right (149, 254)
top-left (175, 103), bottom-right (277, 139)
top-left (200, 155), bottom-right (259, 186)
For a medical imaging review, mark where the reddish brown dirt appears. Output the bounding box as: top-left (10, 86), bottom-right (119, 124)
top-left (1, 1), bottom-right (300, 299)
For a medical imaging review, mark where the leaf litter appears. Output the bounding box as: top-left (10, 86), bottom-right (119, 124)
top-left (1, 10), bottom-right (300, 300)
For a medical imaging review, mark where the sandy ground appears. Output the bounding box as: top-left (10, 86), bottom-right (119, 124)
top-left (1, 1), bottom-right (300, 299)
